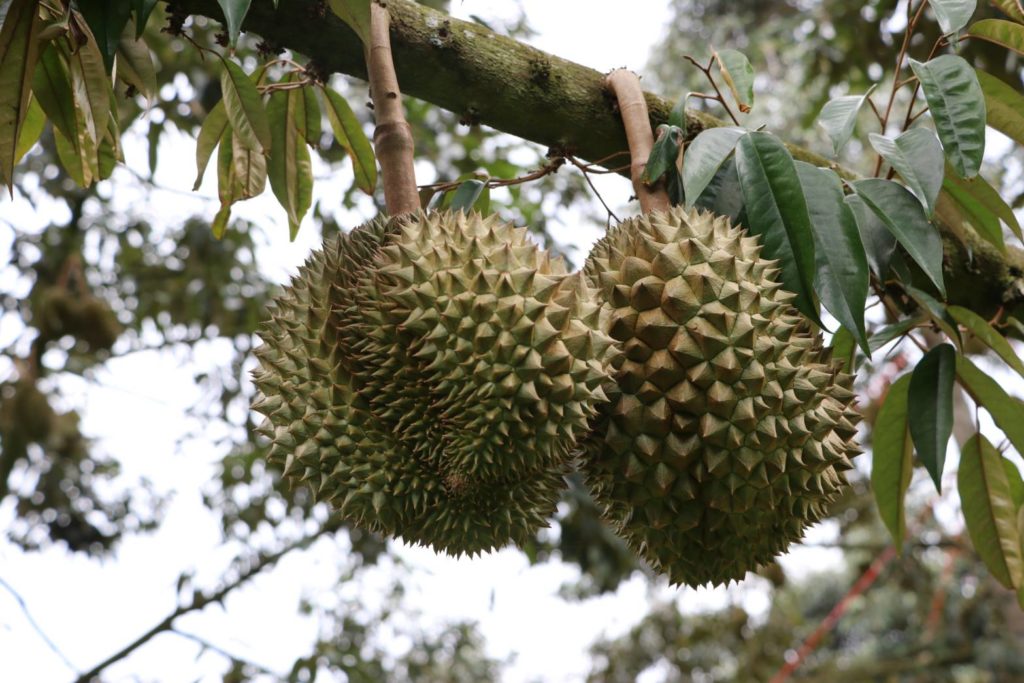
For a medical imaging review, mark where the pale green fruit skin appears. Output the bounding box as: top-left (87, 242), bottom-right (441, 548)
top-left (355, 211), bottom-right (616, 485)
top-left (580, 207), bottom-right (861, 587)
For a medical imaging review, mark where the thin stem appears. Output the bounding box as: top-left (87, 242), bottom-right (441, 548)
top-left (171, 628), bottom-right (279, 677)
top-left (0, 576), bottom-right (77, 673)
top-left (874, 0), bottom-right (929, 175)
top-left (683, 55), bottom-right (741, 125)
top-left (605, 69), bottom-right (670, 215)
top-left (368, 1), bottom-right (419, 216)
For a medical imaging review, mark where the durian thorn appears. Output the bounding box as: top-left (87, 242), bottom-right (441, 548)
top-left (604, 69), bottom-right (671, 215)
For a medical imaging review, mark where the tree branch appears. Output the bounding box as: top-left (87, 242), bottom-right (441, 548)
top-left (72, 519), bottom-right (342, 683)
top-left (175, 0), bottom-right (1024, 326)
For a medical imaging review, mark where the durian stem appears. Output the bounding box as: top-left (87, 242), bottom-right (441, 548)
top-left (605, 69), bottom-right (671, 215)
top-left (368, 1), bottom-right (419, 216)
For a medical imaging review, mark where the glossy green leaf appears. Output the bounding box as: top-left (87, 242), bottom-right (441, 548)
top-left (909, 344), bottom-right (956, 492)
top-left (948, 306), bottom-right (1024, 377)
top-left (642, 124), bottom-right (684, 185)
top-left (909, 56), bottom-right (986, 178)
top-left (930, 0), bottom-right (977, 35)
top-left (320, 85), bottom-right (376, 195)
top-left (714, 49), bottom-right (754, 113)
top-left (958, 434), bottom-right (1024, 590)
top-left (194, 100), bottom-right (229, 190)
top-left (957, 356), bottom-right (1024, 457)
top-left (869, 128), bottom-right (944, 216)
top-left (694, 156), bottom-right (745, 224)
top-left (132, 0), bottom-right (160, 39)
top-left (220, 58), bottom-right (271, 155)
top-left (940, 170), bottom-right (1008, 252)
top-left (447, 179), bottom-right (490, 214)
top-left (267, 87), bottom-right (313, 239)
top-left (905, 286), bottom-right (963, 349)
top-left (216, 0), bottom-right (252, 48)
top-left (77, 0), bottom-right (133, 72)
top-left (869, 316), bottom-right (927, 353)
top-left (976, 69), bottom-right (1024, 148)
top-left (682, 126), bottom-right (745, 208)
top-left (851, 178), bottom-right (946, 297)
top-left (817, 87), bottom-right (875, 156)
top-left (0, 0), bottom-right (42, 190)
top-left (991, 0), bottom-right (1024, 23)
top-left (734, 131), bottom-right (821, 323)
top-left (872, 373), bottom-right (914, 547)
top-left (943, 164), bottom-right (1020, 241)
top-left (327, 0), bottom-right (371, 45)
top-left (117, 23), bottom-right (158, 100)
top-left (967, 18), bottom-right (1024, 54)
top-left (829, 325), bottom-right (858, 374)
top-left (845, 193), bottom-right (897, 280)
top-left (794, 162), bottom-right (869, 351)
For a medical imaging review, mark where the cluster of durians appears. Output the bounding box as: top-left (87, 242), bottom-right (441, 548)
top-left (252, 207), bottom-right (861, 587)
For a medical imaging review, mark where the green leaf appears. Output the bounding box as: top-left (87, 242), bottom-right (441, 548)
top-left (231, 124), bottom-right (267, 199)
top-left (992, 0), bottom-right (1024, 23)
top-left (829, 325), bottom-right (858, 374)
top-left (299, 84), bottom-right (321, 148)
top-left (851, 178), bottom-right (946, 297)
top-left (976, 69), bottom-right (1024, 148)
top-left (909, 344), bottom-right (956, 492)
top-left (447, 179), bottom-right (489, 214)
top-left (211, 202), bottom-right (232, 239)
top-left (958, 434), bottom-right (1024, 590)
top-left (14, 95), bottom-right (44, 163)
top-left (217, 127), bottom-right (236, 204)
top-left (220, 58), bottom-right (271, 155)
top-left (267, 87), bottom-right (313, 239)
top-left (967, 18), bottom-right (1024, 55)
top-left (132, 0), bottom-right (160, 39)
top-left (872, 373), bottom-right (914, 547)
top-left (905, 286), bottom-right (963, 349)
top-left (31, 44), bottom-right (75, 141)
top-left (869, 128), bottom-right (944, 216)
top-left (76, 0), bottom-right (133, 72)
top-left (957, 356), bottom-right (1024, 457)
top-left (845, 193), bottom-right (897, 280)
top-left (940, 166), bottom-right (1009, 252)
top-left (327, 0), bottom-right (371, 45)
top-left (642, 124), bottom-right (684, 185)
top-left (216, 0), bottom-right (252, 48)
top-left (0, 0), bottom-right (42, 190)
top-left (693, 156), bottom-right (745, 224)
top-left (53, 124), bottom-right (88, 186)
top-left (117, 22), bottom-right (158, 100)
top-left (870, 316), bottom-right (927, 354)
top-left (794, 162), bottom-right (870, 352)
top-left (714, 49), bottom-right (754, 113)
top-left (930, 0), bottom-right (978, 35)
top-left (1004, 458), bottom-right (1024, 509)
top-left (682, 126), bottom-right (745, 208)
top-left (909, 56), bottom-right (986, 179)
top-left (194, 100), bottom-right (229, 190)
top-left (945, 164), bottom-right (1021, 241)
top-left (816, 87), bottom-right (875, 156)
top-left (734, 131), bottom-right (821, 324)
top-left (948, 305), bottom-right (1024, 378)
top-left (69, 22), bottom-right (114, 144)
top-left (320, 85), bottom-right (376, 195)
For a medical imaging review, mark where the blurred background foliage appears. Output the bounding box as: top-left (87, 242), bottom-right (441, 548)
top-left (1, 0), bottom-right (1023, 681)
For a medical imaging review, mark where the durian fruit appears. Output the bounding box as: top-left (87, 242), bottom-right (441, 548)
top-left (252, 213), bottom-right (612, 555)
top-left (580, 207), bottom-right (861, 586)
top-left (353, 210), bottom-right (616, 485)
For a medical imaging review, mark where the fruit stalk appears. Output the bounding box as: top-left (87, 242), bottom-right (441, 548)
top-left (368, 1), bottom-right (419, 216)
top-left (605, 69), bottom-right (670, 214)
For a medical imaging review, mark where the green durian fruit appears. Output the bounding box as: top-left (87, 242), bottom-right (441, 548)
top-left (580, 207), bottom-right (861, 587)
top-left (355, 210), bottom-right (616, 484)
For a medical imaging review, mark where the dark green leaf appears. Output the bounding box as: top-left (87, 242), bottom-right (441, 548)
top-left (299, 84), bottom-right (321, 148)
top-left (216, 0), bottom-right (252, 48)
top-left (909, 344), bottom-right (956, 492)
top-left (734, 131), bottom-right (821, 323)
top-left (909, 56), bottom-right (986, 178)
top-left (320, 85), bottom-right (376, 195)
top-left (940, 173), bottom-right (1007, 253)
top-left (967, 18), bottom-right (1024, 55)
top-left (327, 0), bottom-right (371, 45)
top-left (1004, 458), bottom-right (1024, 509)
top-left (13, 95), bottom-right (44, 163)
top-left (0, 0), bottom-right (42, 190)
top-left (851, 178), bottom-right (946, 297)
top-left (930, 0), bottom-right (978, 35)
top-left (942, 162), bottom-right (1020, 241)
top-left (194, 100), bottom-right (229, 190)
top-left (694, 156), bottom-right (745, 223)
top-left (976, 69), bottom-right (1024, 148)
top-left (845, 193), bottom-right (897, 280)
top-left (958, 434), bottom-right (1024, 590)
top-left (132, 0), bottom-right (160, 39)
top-left (76, 0), bottom-right (133, 72)
top-left (682, 126), bottom-right (745, 208)
top-left (642, 124), bottom-right (684, 185)
top-left (872, 373), bottom-right (914, 546)
top-left (956, 356), bottom-right (1024, 458)
top-left (714, 49), bottom-right (754, 113)
top-left (220, 58), bottom-right (271, 155)
top-left (905, 286), bottom-right (963, 349)
top-left (447, 179), bottom-right (489, 214)
top-left (869, 128), bottom-right (944, 216)
top-left (816, 87), bottom-right (875, 156)
top-left (948, 305), bottom-right (1024, 377)
top-left (794, 162), bottom-right (869, 351)
top-left (870, 316), bottom-right (927, 354)
top-left (829, 326), bottom-right (858, 374)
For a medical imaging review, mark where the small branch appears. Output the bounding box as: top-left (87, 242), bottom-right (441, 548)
top-left (368, 0), bottom-right (419, 216)
top-left (0, 576), bottom-right (77, 673)
top-left (683, 55), bottom-right (741, 125)
top-left (604, 69), bottom-right (670, 215)
top-left (171, 628), bottom-right (279, 677)
top-left (72, 521), bottom-right (341, 683)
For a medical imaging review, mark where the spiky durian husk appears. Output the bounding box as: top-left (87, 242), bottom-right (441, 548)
top-left (354, 210), bottom-right (616, 484)
top-left (580, 207), bottom-right (861, 587)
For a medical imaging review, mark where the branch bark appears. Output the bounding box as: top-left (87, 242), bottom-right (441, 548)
top-left (175, 0), bottom-right (1024, 326)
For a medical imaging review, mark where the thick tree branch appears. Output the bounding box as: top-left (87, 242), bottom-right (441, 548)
top-left (176, 0), bottom-right (1024, 325)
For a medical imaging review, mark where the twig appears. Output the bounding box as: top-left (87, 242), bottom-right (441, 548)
top-left (171, 628), bottom-right (279, 677)
top-left (682, 55), bottom-right (741, 125)
top-left (604, 69), bottom-right (670, 215)
top-left (568, 157), bottom-right (621, 223)
top-left (874, 0), bottom-right (928, 176)
top-left (72, 520), bottom-right (341, 683)
top-left (0, 575), bottom-right (78, 673)
top-left (368, 0), bottom-right (419, 216)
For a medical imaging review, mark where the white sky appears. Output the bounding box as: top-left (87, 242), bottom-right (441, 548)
top-left (2, 1), bottom-right (1018, 682)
